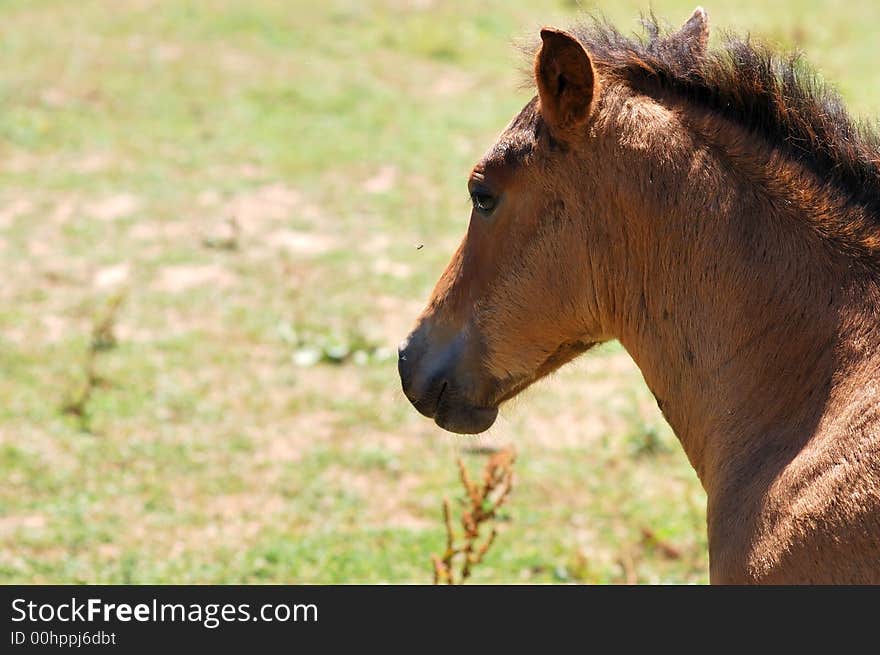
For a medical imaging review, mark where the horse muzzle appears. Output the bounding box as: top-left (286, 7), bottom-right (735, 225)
top-left (397, 325), bottom-right (499, 434)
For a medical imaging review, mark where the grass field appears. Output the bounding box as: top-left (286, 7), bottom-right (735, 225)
top-left (1, 0), bottom-right (877, 583)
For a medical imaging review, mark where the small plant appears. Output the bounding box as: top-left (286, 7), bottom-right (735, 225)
top-left (431, 447), bottom-right (516, 584)
top-left (61, 292), bottom-right (126, 431)
top-left (280, 321), bottom-right (394, 367)
top-left (91, 291), bottom-right (125, 351)
top-left (628, 424), bottom-right (670, 458)
top-left (60, 353), bottom-right (100, 424)
top-left (202, 215), bottom-right (241, 251)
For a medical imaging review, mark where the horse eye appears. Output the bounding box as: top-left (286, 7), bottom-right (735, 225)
top-left (471, 190), bottom-right (497, 214)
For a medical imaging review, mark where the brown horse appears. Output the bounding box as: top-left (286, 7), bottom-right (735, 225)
top-left (398, 8), bottom-right (880, 583)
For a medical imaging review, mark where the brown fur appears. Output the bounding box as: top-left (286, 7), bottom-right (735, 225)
top-left (398, 8), bottom-right (880, 583)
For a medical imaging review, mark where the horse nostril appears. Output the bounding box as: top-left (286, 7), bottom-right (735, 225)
top-left (408, 374), bottom-right (448, 419)
top-left (397, 327), bottom-right (458, 418)
top-left (397, 337), bottom-right (411, 361)
top-left (436, 380), bottom-right (448, 407)
top-left (397, 336), bottom-right (418, 398)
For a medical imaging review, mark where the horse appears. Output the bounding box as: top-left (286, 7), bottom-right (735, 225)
top-left (397, 8), bottom-right (880, 583)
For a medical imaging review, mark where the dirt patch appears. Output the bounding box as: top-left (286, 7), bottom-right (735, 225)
top-left (152, 264), bottom-right (236, 293)
top-left (0, 198), bottom-right (34, 228)
top-left (85, 194), bottom-right (139, 221)
top-left (209, 493), bottom-right (284, 520)
top-left (0, 514), bottom-right (47, 535)
top-left (72, 152), bottom-right (119, 174)
top-left (266, 229), bottom-right (335, 256)
top-left (229, 183), bottom-right (302, 224)
top-left (497, 351), bottom-right (654, 449)
top-left (40, 87), bottom-right (70, 108)
top-left (40, 314), bottom-right (73, 343)
top-left (128, 219), bottom-right (193, 242)
top-left (93, 263), bottom-right (131, 289)
top-left (322, 466), bottom-right (431, 529)
top-left (255, 410), bottom-right (338, 466)
top-left (505, 401), bottom-right (610, 450)
top-left (219, 50), bottom-right (262, 75)
top-left (197, 190), bottom-right (222, 207)
top-left (372, 258), bottom-right (411, 279)
top-left (361, 233), bottom-right (391, 252)
top-left (152, 42), bottom-right (183, 63)
top-left (430, 70), bottom-right (476, 96)
top-left (50, 197), bottom-right (78, 224)
top-left (3, 151), bottom-right (42, 174)
top-left (162, 482), bottom-right (287, 549)
top-left (363, 165), bottom-right (398, 194)
top-left (371, 294), bottom-right (422, 347)
top-left (212, 184), bottom-right (327, 249)
top-left (389, 0), bottom-right (436, 10)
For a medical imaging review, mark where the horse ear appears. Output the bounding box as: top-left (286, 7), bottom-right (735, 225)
top-left (534, 28), bottom-right (597, 132)
top-left (666, 7), bottom-right (710, 58)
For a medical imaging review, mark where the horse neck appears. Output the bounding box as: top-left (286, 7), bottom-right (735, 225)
top-left (596, 100), bottom-right (880, 497)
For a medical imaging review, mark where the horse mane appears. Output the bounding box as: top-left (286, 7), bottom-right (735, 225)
top-left (566, 15), bottom-right (880, 219)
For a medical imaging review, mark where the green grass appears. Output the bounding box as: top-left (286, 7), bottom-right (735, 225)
top-left (1, 0), bottom-right (878, 583)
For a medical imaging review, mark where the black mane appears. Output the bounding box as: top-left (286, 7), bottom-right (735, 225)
top-left (569, 16), bottom-right (880, 217)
